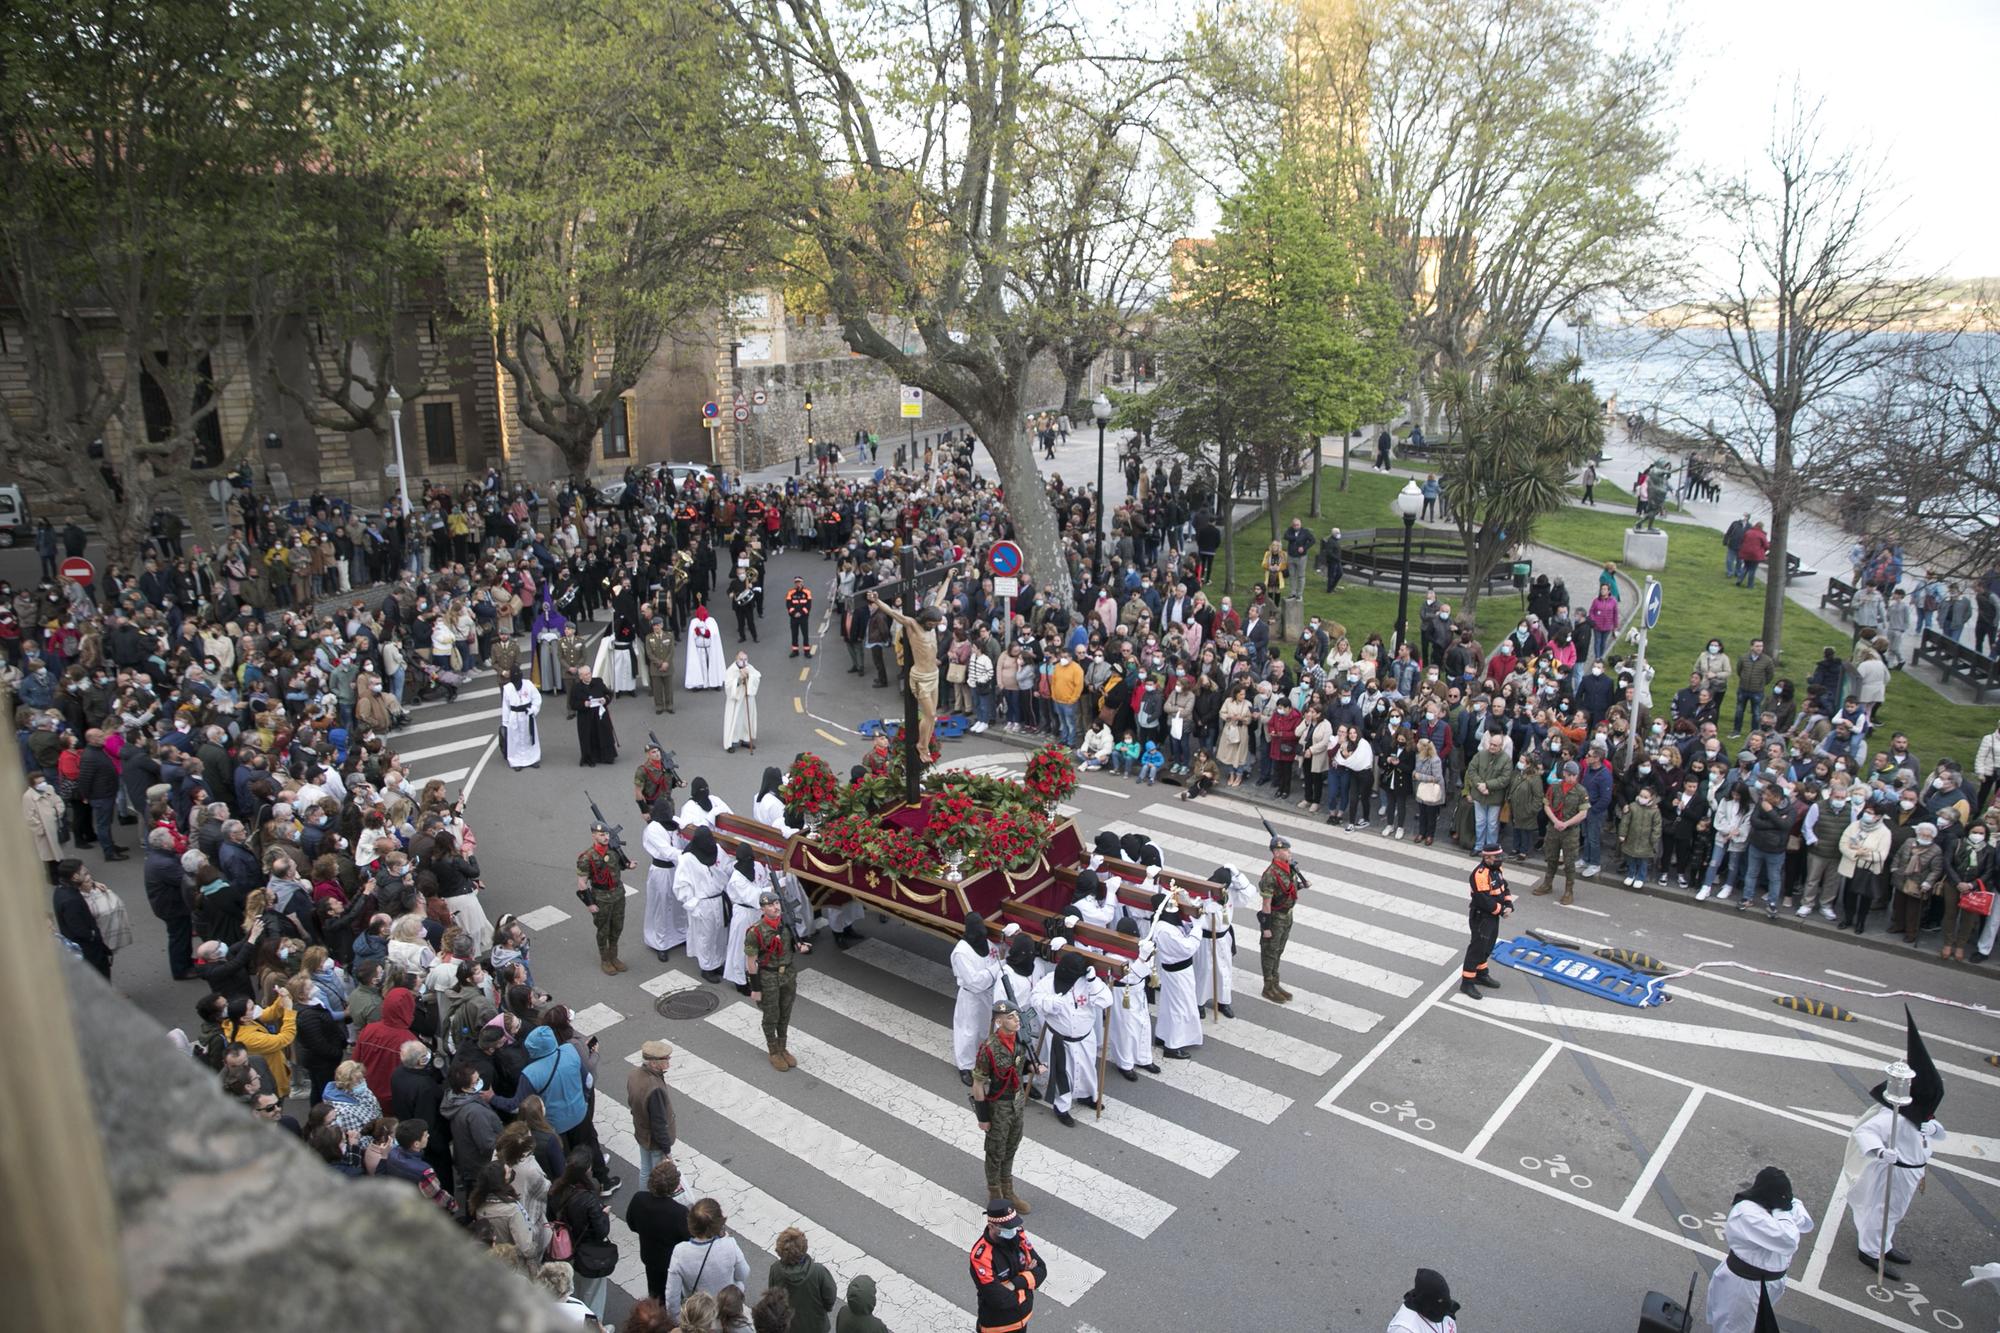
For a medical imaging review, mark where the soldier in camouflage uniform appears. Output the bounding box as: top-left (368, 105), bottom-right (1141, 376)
top-left (633, 741), bottom-right (672, 819)
top-left (745, 889), bottom-right (800, 1071)
top-left (574, 823), bottom-right (630, 974)
top-left (1258, 834), bottom-right (1304, 1004)
top-left (972, 1000), bottom-right (1039, 1216)
top-left (644, 618), bottom-right (676, 714)
top-left (557, 625), bottom-right (590, 718)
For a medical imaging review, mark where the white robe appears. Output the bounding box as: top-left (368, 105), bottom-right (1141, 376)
top-left (1029, 971), bottom-right (1111, 1113)
top-left (678, 854), bottom-right (728, 972)
top-left (1387, 1310), bottom-right (1455, 1333)
top-left (752, 793), bottom-right (814, 936)
top-left (499, 680), bottom-right (542, 769)
top-left (1150, 918), bottom-right (1203, 1051)
top-left (1106, 961), bottom-right (1153, 1072)
top-left (1070, 894), bottom-right (1122, 932)
top-left (1844, 1105), bottom-right (1942, 1260)
top-left (641, 822), bottom-right (688, 953)
top-left (722, 662), bottom-right (761, 747)
top-left (1197, 869), bottom-right (1261, 1008)
top-left (1704, 1198), bottom-right (1813, 1333)
top-left (677, 795), bottom-right (732, 832)
top-left (751, 792), bottom-right (794, 836)
top-left (592, 634), bottom-right (647, 694)
top-left (720, 865), bottom-right (765, 985)
top-left (949, 940), bottom-right (1005, 1071)
top-left (685, 616), bottom-right (727, 689)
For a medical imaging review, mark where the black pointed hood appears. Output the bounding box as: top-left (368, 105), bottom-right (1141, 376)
top-left (1403, 1270), bottom-right (1458, 1323)
top-left (1094, 831), bottom-right (1124, 859)
top-left (1872, 1006), bottom-right (1944, 1124)
top-left (649, 796), bottom-right (678, 828)
top-left (687, 826), bottom-right (719, 867)
top-left (1006, 935), bottom-right (1037, 976)
top-left (962, 911), bottom-right (989, 951)
top-left (1119, 832), bottom-right (1148, 862)
top-left (690, 776), bottom-right (713, 812)
top-left (1734, 1166), bottom-right (1793, 1213)
top-left (1053, 952), bottom-right (1088, 994)
top-left (734, 843), bottom-right (758, 878)
top-left (1072, 869), bottom-right (1106, 904)
top-left (759, 766), bottom-right (783, 801)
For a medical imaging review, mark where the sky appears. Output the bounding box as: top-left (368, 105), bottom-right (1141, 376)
top-left (1620, 0), bottom-right (2000, 278)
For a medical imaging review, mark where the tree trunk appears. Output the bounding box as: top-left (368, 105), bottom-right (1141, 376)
top-left (1461, 528), bottom-right (1501, 620)
top-left (968, 400), bottom-right (1073, 610)
top-left (1762, 499), bottom-right (1791, 660)
top-left (1218, 431), bottom-right (1236, 595)
top-left (1057, 350), bottom-right (1091, 421)
top-left (1339, 428), bottom-right (1352, 492)
top-left (1310, 435), bottom-right (1323, 516)
top-left (1266, 461), bottom-right (1281, 540)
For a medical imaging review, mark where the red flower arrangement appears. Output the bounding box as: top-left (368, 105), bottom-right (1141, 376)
top-left (1022, 744), bottom-right (1077, 805)
top-left (964, 808), bottom-right (1051, 873)
top-left (780, 753), bottom-right (842, 816)
top-left (925, 793), bottom-right (982, 858)
top-left (816, 811), bottom-right (935, 878)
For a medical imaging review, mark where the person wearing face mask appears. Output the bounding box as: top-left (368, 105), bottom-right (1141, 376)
top-left (1575, 657), bottom-right (1614, 727)
top-left (1941, 822), bottom-right (1994, 962)
top-left (1836, 801), bottom-right (1894, 934)
top-left (1887, 823), bottom-right (1946, 944)
top-left (23, 767), bottom-right (67, 885)
top-left (1694, 638), bottom-right (1733, 718)
top-left (970, 1196), bottom-right (1047, 1331)
top-left (1618, 785), bottom-right (1662, 888)
top-left (441, 1061), bottom-right (506, 1210)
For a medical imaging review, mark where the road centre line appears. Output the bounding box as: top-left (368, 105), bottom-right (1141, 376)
top-left (1463, 1039), bottom-right (1563, 1159)
top-left (1824, 968), bottom-right (1884, 987)
top-left (1681, 933), bottom-right (1734, 948)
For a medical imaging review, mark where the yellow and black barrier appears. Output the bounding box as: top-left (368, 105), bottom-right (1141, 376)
top-left (1593, 947), bottom-right (1669, 976)
top-left (1774, 995), bottom-right (1855, 1022)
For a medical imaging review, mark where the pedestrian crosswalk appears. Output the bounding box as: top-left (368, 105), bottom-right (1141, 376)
top-left (562, 789), bottom-right (1489, 1331)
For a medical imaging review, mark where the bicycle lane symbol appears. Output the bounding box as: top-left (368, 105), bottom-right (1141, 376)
top-left (1518, 1152), bottom-right (1592, 1191)
top-left (1864, 1279), bottom-right (1965, 1331)
top-left (1368, 1100), bottom-right (1436, 1133)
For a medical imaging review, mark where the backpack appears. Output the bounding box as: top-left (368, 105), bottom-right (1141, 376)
top-left (444, 990), bottom-right (497, 1057)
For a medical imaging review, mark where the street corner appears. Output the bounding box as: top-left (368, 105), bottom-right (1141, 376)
top-left (1320, 998), bottom-right (1554, 1154)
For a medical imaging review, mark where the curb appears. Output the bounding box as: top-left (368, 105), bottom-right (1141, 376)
top-left (963, 722), bottom-right (1983, 977)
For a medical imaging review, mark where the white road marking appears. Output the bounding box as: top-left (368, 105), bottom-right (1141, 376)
top-left (462, 734), bottom-right (500, 799)
top-left (665, 1045), bottom-right (1106, 1304)
top-left (1318, 970), bottom-right (1465, 1110)
top-left (1619, 1087), bottom-right (1706, 1218)
top-left (1681, 933), bottom-right (1734, 948)
top-left (1558, 901), bottom-right (1610, 917)
top-left (1195, 1005), bottom-right (1343, 1076)
top-left (705, 1001), bottom-right (1176, 1238)
top-left (394, 709), bottom-right (503, 736)
top-left (514, 905), bottom-right (571, 931)
top-left (1236, 981), bottom-right (1384, 1035)
top-left (1823, 968), bottom-right (1884, 987)
top-left (409, 766), bottom-right (470, 786)
top-left (1462, 1038), bottom-right (1563, 1159)
top-left (567, 1001), bottom-right (623, 1037)
top-left (1800, 1159), bottom-right (1854, 1293)
top-left (1450, 996), bottom-right (1894, 1070)
top-left (1280, 936), bottom-right (1423, 997)
top-left (640, 968), bottom-right (698, 997)
top-left (806, 960), bottom-right (1240, 1176)
top-left (394, 734), bottom-right (493, 764)
top-left (1078, 782), bottom-right (1131, 800)
top-left (405, 684), bottom-right (501, 711)
top-left (1116, 819), bottom-right (1464, 951)
top-left (1148, 810), bottom-right (1468, 921)
top-left (1669, 986), bottom-right (2000, 1091)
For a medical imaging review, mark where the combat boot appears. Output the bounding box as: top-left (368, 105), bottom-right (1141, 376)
top-left (780, 1046), bottom-right (798, 1070)
top-left (1531, 883), bottom-right (1553, 896)
top-left (611, 953), bottom-right (629, 973)
top-left (1274, 984), bottom-right (1293, 1002)
top-left (767, 1042), bottom-right (789, 1072)
top-left (599, 948), bottom-right (619, 976)
top-left (1002, 1178), bottom-right (1032, 1215)
top-left (1559, 887), bottom-right (1575, 906)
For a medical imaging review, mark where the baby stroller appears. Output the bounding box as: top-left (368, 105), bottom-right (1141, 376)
top-left (414, 659), bottom-right (465, 703)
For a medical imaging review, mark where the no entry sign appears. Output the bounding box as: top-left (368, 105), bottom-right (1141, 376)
top-left (59, 556), bottom-right (94, 585)
top-left (986, 540), bottom-right (1022, 577)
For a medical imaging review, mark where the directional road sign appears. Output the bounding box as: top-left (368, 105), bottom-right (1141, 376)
top-left (986, 540), bottom-right (1023, 577)
top-left (1643, 579), bottom-right (1663, 631)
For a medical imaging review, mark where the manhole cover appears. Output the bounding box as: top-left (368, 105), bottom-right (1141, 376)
top-left (655, 990), bottom-right (720, 1020)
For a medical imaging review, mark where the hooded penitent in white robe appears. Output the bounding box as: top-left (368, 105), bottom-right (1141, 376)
top-left (722, 660), bottom-right (761, 749)
top-left (950, 938), bottom-right (1005, 1072)
top-left (1105, 956), bottom-right (1153, 1074)
top-left (677, 792), bottom-right (731, 832)
top-left (1149, 913), bottom-right (1203, 1052)
top-left (592, 633), bottom-right (647, 695)
top-left (499, 679), bottom-right (542, 770)
top-left (1196, 867), bottom-right (1260, 1009)
top-left (1703, 1198), bottom-right (1813, 1333)
top-left (685, 613), bottom-right (727, 690)
top-left (1844, 1105), bottom-right (1942, 1261)
top-left (719, 864), bottom-right (766, 986)
top-left (677, 845), bottom-right (728, 973)
top-left (1029, 967), bottom-right (1112, 1114)
top-left (641, 821), bottom-right (687, 954)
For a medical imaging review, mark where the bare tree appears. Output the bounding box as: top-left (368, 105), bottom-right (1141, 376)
top-left (1667, 94), bottom-right (1949, 657)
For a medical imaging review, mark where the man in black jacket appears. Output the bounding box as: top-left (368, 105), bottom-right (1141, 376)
top-left (53, 859), bottom-right (112, 978)
top-left (390, 1042), bottom-right (457, 1193)
top-left (218, 820), bottom-right (263, 894)
top-left (142, 828), bottom-right (195, 979)
top-left (969, 1199), bottom-right (1047, 1333)
top-left (76, 729), bottom-right (127, 860)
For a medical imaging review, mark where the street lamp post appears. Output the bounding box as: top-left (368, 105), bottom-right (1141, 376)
top-left (384, 386), bottom-right (411, 518)
top-left (803, 390), bottom-right (814, 476)
top-left (1392, 479), bottom-right (1422, 653)
top-left (1092, 391), bottom-right (1112, 582)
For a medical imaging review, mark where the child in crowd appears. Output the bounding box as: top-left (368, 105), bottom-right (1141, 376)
top-left (1137, 739), bottom-right (1164, 786)
top-left (1112, 730), bottom-right (1141, 777)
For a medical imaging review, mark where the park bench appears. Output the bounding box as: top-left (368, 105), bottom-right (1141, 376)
top-left (1820, 576), bottom-right (1855, 616)
top-left (1914, 629), bottom-right (2000, 703)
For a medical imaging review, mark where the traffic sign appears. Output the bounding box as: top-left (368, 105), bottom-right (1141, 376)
top-left (1643, 579), bottom-right (1663, 631)
top-left (59, 556), bottom-right (94, 585)
top-left (702, 416), bottom-right (720, 429)
top-left (733, 406), bottom-right (749, 422)
top-left (986, 540), bottom-right (1023, 576)
top-left (383, 463), bottom-right (402, 478)
top-left (751, 389), bottom-right (767, 406)
top-left (900, 385), bottom-right (924, 419)
top-left (734, 394), bottom-right (748, 409)
top-left (991, 575), bottom-right (1019, 599)
top-left (701, 400), bottom-right (720, 420)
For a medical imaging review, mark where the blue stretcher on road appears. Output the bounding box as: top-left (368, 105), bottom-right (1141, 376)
top-left (858, 714), bottom-right (970, 741)
top-left (1493, 937), bottom-right (1668, 1008)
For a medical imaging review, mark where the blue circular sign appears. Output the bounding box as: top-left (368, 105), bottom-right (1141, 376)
top-left (987, 541), bottom-right (1022, 576)
top-left (1643, 581), bottom-right (1663, 631)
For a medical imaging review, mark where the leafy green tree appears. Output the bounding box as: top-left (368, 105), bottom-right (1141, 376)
top-left (400, 0), bottom-right (776, 478)
top-left (0, 0), bottom-right (396, 556)
top-left (1432, 340), bottom-right (1603, 615)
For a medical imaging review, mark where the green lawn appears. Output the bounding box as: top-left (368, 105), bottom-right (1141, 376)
top-left (1225, 468), bottom-right (1996, 765)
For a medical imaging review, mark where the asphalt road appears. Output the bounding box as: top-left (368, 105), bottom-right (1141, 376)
top-left (81, 528), bottom-right (2000, 1333)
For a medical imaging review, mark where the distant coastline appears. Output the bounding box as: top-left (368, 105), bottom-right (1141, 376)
top-left (1631, 277), bottom-right (1998, 334)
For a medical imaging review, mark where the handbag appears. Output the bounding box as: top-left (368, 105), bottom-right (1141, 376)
top-left (544, 1218), bottom-right (574, 1261)
top-left (574, 1237), bottom-right (618, 1279)
top-left (83, 883), bottom-right (134, 952)
top-left (1958, 881), bottom-right (1993, 916)
top-left (946, 661), bottom-right (968, 684)
top-left (1899, 876), bottom-right (1927, 898)
top-left (1417, 780), bottom-right (1445, 806)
